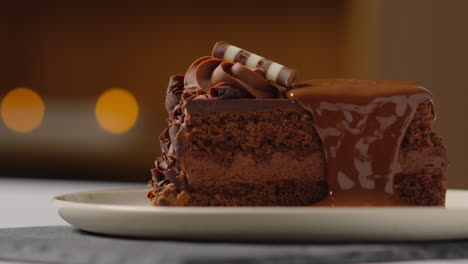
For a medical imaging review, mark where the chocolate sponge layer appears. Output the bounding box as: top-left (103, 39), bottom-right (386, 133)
top-left (396, 101), bottom-right (448, 205)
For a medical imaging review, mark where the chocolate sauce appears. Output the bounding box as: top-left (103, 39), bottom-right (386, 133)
top-left (288, 80), bottom-right (434, 206)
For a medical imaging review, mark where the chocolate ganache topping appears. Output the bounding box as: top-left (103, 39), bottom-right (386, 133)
top-left (289, 79), bottom-right (434, 206)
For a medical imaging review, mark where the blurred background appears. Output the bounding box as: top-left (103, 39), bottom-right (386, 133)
top-left (1, 0), bottom-right (466, 187)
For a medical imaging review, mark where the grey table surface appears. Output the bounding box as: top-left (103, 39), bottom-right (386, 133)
top-left (1, 226), bottom-right (468, 264)
top-left (1, 178), bottom-right (468, 264)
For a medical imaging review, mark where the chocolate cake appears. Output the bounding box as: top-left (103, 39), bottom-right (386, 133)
top-left (148, 42), bottom-right (448, 206)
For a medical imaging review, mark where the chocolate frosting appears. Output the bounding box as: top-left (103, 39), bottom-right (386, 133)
top-left (288, 79), bottom-right (434, 206)
top-left (184, 57), bottom-right (279, 99)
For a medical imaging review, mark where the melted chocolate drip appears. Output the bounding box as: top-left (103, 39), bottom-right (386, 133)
top-left (288, 80), bottom-right (434, 206)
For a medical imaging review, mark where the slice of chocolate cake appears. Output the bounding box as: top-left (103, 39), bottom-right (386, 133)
top-left (148, 42), bottom-right (448, 206)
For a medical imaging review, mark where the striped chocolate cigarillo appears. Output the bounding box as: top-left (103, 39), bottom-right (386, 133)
top-left (212, 41), bottom-right (297, 88)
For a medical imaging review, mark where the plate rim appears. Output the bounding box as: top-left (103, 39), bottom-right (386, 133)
top-left (52, 188), bottom-right (468, 214)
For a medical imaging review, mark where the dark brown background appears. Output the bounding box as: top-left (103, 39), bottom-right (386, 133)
top-left (1, 0), bottom-right (466, 188)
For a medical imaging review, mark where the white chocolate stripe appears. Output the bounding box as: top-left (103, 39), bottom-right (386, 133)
top-left (224, 46), bottom-right (241, 62)
top-left (245, 54), bottom-right (262, 68)
top-left (266, 62), bottom-right (284, 82)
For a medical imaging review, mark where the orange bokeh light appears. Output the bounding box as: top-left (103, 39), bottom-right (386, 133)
top-left (95, 88), bottom-right (139, 134)
top-left (1, 88), bottom-right (45, 133)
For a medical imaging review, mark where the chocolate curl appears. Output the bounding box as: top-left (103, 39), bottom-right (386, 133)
top-left (163, 169), bottom-right (187, 191)
top-left (155, 155), bottom-right (179, 172)
top-left (151, 168), bottom-right (165, 181)
top-left (169, 104), bottom-right (183, 122)
top-left (210, 83), bottom-right (252, 99)
top-left (155, 156), bottom-right (168, 170)
top-left (212, 41), bottom-right (297, 88)
top-left (166, 75), bottom-right (184, 94)
top-left (159, 128), bottom-right (171, 154)
top-left (167, 124), bottom-right (181, 156)
top-left (165, 75), bottom-right (184, 115)
top-left (163, 169), bottom-right (178, 184)
top-left (157, 179), bottom-right (170, 187)
top-left (147, 190), bottom-right (155, 199)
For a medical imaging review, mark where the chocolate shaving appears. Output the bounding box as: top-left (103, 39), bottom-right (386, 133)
top-left (157, 178), bottom-right (170, 187)
top-left (163, 169), bottom-right (178, 182)
top-left (162, 169), bottom-right (187, 191)
top-left (155, 156), bottom-right (168, 170)
top-left (167, 75), bottom-right (184, 93)
top-left (151, 168), bottom-right (165, 181)
top-left (165, 156), bottom-right (178, 170)
top-left (170, 104), bottom-right (183, 121)
top-left (165, 75), bottom-right (184, 114)
top-left (166, 93), bottom-right (182, 117)
top-left (147, 191), bottom-right (155, 199)
top-left (156, 155), bottom-right (179, 171)
top-left (159, 128), bottom-right (171, 154)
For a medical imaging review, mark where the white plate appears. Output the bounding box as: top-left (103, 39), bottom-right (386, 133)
top-left (53, 188), bottom-right (468, 242)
